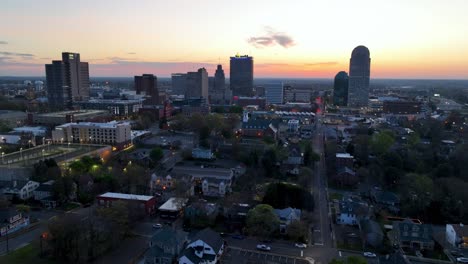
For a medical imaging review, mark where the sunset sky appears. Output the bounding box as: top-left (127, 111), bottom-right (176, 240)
top-left (1, 0), bottom-right (468, 79)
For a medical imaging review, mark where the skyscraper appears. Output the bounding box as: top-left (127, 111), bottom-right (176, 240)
top-left (185, 68), bottom-right (208, 99)
top-left (333, 71), bottom-right (349, 106)
top-left (210, 64), bottom-right (229, 104)
top-left (230, 55), bottom-right (253, 96)
top-left (134, 74), bottom-right (159, 105)
top-left (348, 46), bottom-right (371, 108)
top-left (46, 52), bottom-right (89, 109)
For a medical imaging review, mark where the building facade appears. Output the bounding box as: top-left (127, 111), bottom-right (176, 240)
top-left (333, 71), bottom-right (349, 106)
top-left (51, 121), bottom-right (131, 150)
top-left (96, 192), bottom-right (157, 215)
top-left (230, 55), bottom-right (253, 97)
top-left (135, 74), bottom-right (159, 105)
top-left (185, 68), bottom-right (209, 100)
top-left (75, 99), bottom-right (143, 116)
top-left (348, 46), bottom-right (371, 108)
top-left (46, 52), bottom-right (90, 109)
top-left (171, 73), bottom-right (187, 95)
top-left (265, 82), bottom-right (284, 105)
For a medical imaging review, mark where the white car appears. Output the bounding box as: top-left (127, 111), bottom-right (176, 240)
top-left (294, 243), bottom-right (307, 248)
top-left (457, 257), bottom-right (468, 263)
top-left (256, 244), bottom-right (271, 251)
top-left (363, 252), bottom-right (377, 258)
top-left (152, 223), bottom-right (162, 229)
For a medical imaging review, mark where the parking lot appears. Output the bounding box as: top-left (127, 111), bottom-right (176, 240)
top-left (220, 247), bottom-right (310, 264)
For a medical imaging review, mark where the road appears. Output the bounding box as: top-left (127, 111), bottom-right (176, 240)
top-left (306, 110), bottom-right (337, 264)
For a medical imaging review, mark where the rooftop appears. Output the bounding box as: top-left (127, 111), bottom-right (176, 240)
top-left (36, 109), bottom-right (108, 117)
top-left (158, 197), bottom-right (188, 212)
top-left (97, 192), bottom-right (154, 201)
top-left (336, 153), bottom-right (353, 158)
top-left (173, 166), bottom-right (233, 180)
top-left (56, 121), bottom-right (131, 129)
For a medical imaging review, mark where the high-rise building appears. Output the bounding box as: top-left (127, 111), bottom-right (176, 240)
top-left (210, 64), bottom-right (229, 104)
top-left (348, 46), bottom-right (371, 108)
top-left (134, 74), bottom-right (159, 105)
top-left (230, 55), bottom-right (253, 96)
top-left (265, 82), bottom-right (284, 105)
top-left (171, 73), bottom-right (187, 95)
top-left (185, 68), bottom-right (208, 100)
top-left (333, 71), bottom-right (349, 106)
top-left (46, 52), bottom-right (90, 109)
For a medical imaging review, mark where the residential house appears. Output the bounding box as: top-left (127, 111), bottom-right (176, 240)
top-left (184, 201), bottom-right (218, 228)
top-left (33, 180), bottom-right (57, 208)
top-left (274, 207), bottom-right (302, 234)
top-left (0, 209), bottom-right (30, 237)
top-left (336, 153), bottom-right (354, 169)
top-left (283, 146), bottom-right (303, 175)
top-left (172, 166), bottom-right (235, 197)
top-left (332, 167), bottom-right (358, 186)
top-left (145, 227), bottom-right (187, 264)
top-left (392, 220), bottom-right (434, 252)
top-left (0, 180), bottom-right (40, 200)
top-left (192, 148), bottom-right (214, 160)
top-left (446, 223), bottom-right (468, 249)
top-left (150, 173), bottom-right (173, 192)
top-left (178, 228), bottom-right (224, 264)
top-left (359, 219), bottom-right (384, 248)
top-left (336, 199), bottom-right (370, 226)
top-left (371, 189), bottom-right (400, 213)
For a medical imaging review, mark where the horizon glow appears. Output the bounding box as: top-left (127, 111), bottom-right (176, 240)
top-left (1, 0), bottom-right (468, 79)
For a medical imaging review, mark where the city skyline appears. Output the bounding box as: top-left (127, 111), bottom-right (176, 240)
top-left (1, 0), bottom-right (468, 79)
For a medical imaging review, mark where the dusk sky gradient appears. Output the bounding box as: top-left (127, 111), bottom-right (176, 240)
top-left (1, 0), bottom-right (468, 79)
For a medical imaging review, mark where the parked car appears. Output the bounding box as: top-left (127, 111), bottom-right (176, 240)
top-left (256, 244), bottom-right (271, 251)
top-left (232, 234), bottom-right (245, 240)
top-left (294, 243), bottom-right (307, 248)
top-left (363, 252), bottom-right (377, 258)
top-left (457, 257), bottom-right (468, 263)
top-left (152, 223), bottom-right (162, 229)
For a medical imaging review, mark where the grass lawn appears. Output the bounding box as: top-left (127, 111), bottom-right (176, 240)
top-left (0, 242), bottom-right (56, 264)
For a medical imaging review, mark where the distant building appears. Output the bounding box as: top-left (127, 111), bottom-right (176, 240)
top-left (446, 223), bottom-right (468, 249)
top-left (172, 166), bottom-right (235, 197)
top-left (171, 73), bottom-right (187, 95)
top-left (283, 86), bottom-right (313, 103)
top-left (348, 46), bottom-right (371, 108)
top-left (333, 71), bottom-right (349, 106)
top-left (158, 197), bottom-right (188, 218)
top-left (383, 101), bottom-right (422, 114)
top-left (46, 52), bottom-right (90, 109)
top-left (265, 82), bottom-right (284, 105)
top-left (145, 227), bottom-right (187, 264)
top-left (230, 55), bottom-right (253, 96)
top-left (185, 68), bottom-right (209, 100)
top-left (135, 74), bottom-right (159, 105)
top-left (51, 121), bottom-right (131, 150)
top-left (0, 110), bottom-right (27, 127)
top-left (392, 221), bottom-right (434, 251)
top-left (75, 99), bottom-right (143, 116)
top-left (28, 110), bottom-right (110, 126)
top-left (96, 192), bottom-right (157, 215)
top-left (233, 96), bottom-right (266, 109)
top-left (209, 65), bottom-right (229, 104)
top-left (336, 199), bottom-right (370, 225)
top-left (336, 153), bottom-right (354, 169)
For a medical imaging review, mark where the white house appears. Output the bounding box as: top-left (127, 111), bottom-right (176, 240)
top-left (1, 180), bottom-right (40, 200)
top-left (336, 199), bottom-right (370, 226)
top-left (274, 207), bottom-right (302, 233)
top-left (178, 228), bottom-right (224, 264)
top-left (201, 179), bottom-right (227, 197)
top-left (446, 223), bottom-right (468, 249)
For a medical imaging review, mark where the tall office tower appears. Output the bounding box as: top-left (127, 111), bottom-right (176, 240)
top-left (210, 64), bottom-right (228, 104)
top-left (230, 54), bottom-right (253, 96)
top-left (333, 71), bottom-right (349, 106)
top-left (134, 74), bottom-right (159, 105)
top-left (265, 82), bottom-right (284, 105)
top-left (185, 68), bottom-right (209, 99)
top-left (348, 46), bottom-right (371, 108)
top-left (46, 52), bottom-right (90, 109)
top-left (171, 73), bottom-right (187, 95)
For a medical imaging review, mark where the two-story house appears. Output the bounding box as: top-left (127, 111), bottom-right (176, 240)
top-left (392, 220), bottom-right (434, 252)
top-left (336, 199), bottom-right (370, 226)
top-left (145, 227), bottom-right (187, 264)
top-left (1, 180), bottom-right (40, 200)
top-left (179, 228), bottom-right (224, 264)
top-left (274, 207), bottom-right (302, 234)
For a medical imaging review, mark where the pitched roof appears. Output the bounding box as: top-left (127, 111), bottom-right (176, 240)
top-left (242, 119), bottom-right (272, 129)
top-left (180, 247), bottom-right (216, 264)
top-left (190, 228), bottom-right (224, 253)
top-left (337, 166), bottom-right (355, 175)
top-left (150, 226), bottom-right (187, 247)
top-left (274, 207), bottom-right (302, 220)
